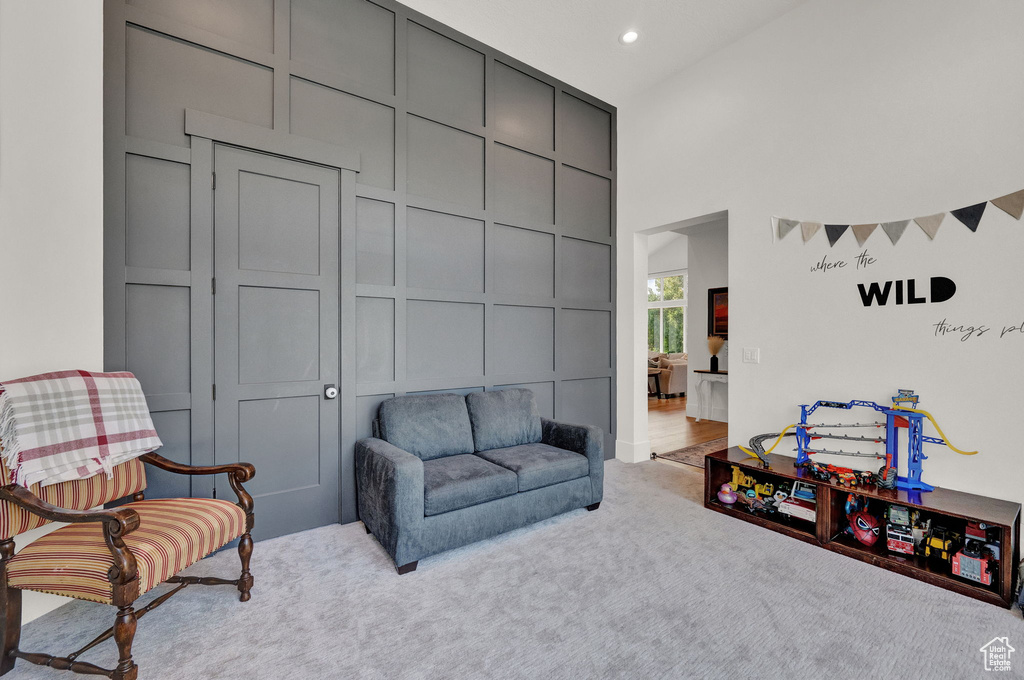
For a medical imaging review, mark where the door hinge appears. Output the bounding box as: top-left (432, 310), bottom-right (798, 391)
top-left (212, 384), bottom-right (217, 401)
top-left (211, 277), bottom-right (216, 295)
top-left (212, 172), bottom-right (216, 190)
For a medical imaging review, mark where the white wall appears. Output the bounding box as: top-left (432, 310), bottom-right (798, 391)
top-left (647, 232), bottom-right (688, 275)
top-left (684, 221), bottom-right (728, 421)
top-left (0, 0), bottom-right (105, 622)
top-left (617, 0), bottom-right (1024, 504)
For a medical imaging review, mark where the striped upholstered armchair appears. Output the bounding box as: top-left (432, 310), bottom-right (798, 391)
top-left (0, 453), bottom-right (254, 680)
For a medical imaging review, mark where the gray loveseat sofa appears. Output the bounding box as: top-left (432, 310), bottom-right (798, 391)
top-left (356, 388), bottom-right (604, 573)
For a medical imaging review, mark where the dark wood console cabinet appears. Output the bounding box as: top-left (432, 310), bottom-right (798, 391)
top-left (704, 447), bottom-right (1020, 608)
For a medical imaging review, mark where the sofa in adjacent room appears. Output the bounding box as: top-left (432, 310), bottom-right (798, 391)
top-left (355, 388), bottom-right (604, 573)
top-left (648, 351), bottom-right (687, 397)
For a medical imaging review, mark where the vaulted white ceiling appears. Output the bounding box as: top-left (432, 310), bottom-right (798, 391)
top-left (401, 0), bottom-right (809, 105)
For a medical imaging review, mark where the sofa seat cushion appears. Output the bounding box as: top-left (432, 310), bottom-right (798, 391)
top-left (7, 498), bottom-right (246, 604)
top-left (422, 454), bottom-right (518, 516)
top-left (476, 443), bottom-right (589, 492)
top-left (377, 393), bottom-right (475, 461)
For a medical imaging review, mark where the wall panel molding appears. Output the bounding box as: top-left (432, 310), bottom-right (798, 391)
top-left (105, 0), bottom-right (616, 527)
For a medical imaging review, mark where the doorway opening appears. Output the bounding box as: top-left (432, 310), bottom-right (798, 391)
top-left (640, 211), bottom-right (728, 470)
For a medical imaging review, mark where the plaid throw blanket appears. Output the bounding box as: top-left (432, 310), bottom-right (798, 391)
top-left (0, 370), bottom-right (162, 488)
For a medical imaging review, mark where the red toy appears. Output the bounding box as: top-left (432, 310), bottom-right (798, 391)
top-left (845, 494), bottom-right (881, 546)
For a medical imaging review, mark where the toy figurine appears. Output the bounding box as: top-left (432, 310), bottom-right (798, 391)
top-left (717, 483), bottom-right (738, 505)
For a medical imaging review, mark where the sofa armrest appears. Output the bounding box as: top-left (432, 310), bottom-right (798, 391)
top-left (541, 419), bottom-right (604, 504)
top-left (355, 438), bottom-right (424, 559)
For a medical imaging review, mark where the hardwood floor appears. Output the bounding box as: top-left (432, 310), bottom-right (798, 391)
top-left (648, 395), bottom-right (728, 454)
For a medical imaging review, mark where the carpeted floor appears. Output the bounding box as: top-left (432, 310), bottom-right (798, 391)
top-left (10, 461), bottom-right (1020, 679)
top-left (656, 437), bottom-right (728, 468)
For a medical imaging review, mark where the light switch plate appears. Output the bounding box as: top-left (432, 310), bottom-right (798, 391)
top-left (742, 347), bottom-right (760, 364)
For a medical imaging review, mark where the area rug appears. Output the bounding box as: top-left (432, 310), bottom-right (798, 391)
top-left (657, 437), bottom-right (728, 468)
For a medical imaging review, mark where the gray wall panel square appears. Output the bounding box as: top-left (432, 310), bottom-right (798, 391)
top-left (493, 63), bottom-right (554, 150)
top-left (559, 377), bottom-right (611, 433)
top-left (239, 171), bottom-right (320, 275)
top-left (128, 0), bottom-right (274, 52)
top-left (558, 309), bottom-right (611, 374)
top-left (356, 297), bottom-right (395, 383)
top-left (491, 144), bottom-right (554, 226)
top-left (356, 393), bottom-right (394, 440)
top-left (558, 165), bottom-right (612, 241)
top-left (493, 382), bottom-right (554, 419)
top-left (291, 0), bottom-right (395, 94)
top-left (406, 115), bottom-right (484, 209)
top-left (126, 284), bottom-right (190, 396)
top-left (125, 154), bottom-right (190, 271)
top-left (290, 77), bottom-right (395, 190)
top-left (238, 286), bottom-right (320, 384)
top-left (409, 386), bottom-right (483, 397)
top-left (147, 410), bottom-right (192, 499)
top-left (561, 237), bottom-right (611, 304)
top-left (406, 300), bottom-right (483, 381)
top-left (356, 198), bottom-right (395, 286)
top-left (407, 22), bottom-right (484, 127)
top-left (559, 93), bottom-right (611, 172)
top-left (488, 305), bottom-right (553, 376)
top-left (491, 224), bottom-right (554, 298)
top-left (126, 26), bottom-right (273, 147)
top-left (407, 208), bottom-right (483, 293)
top-left (239, 396), bottom-right (320, 497)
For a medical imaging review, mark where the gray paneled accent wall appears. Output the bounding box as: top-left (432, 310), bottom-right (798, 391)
top-left (104, 0), bottom-right (616, 525)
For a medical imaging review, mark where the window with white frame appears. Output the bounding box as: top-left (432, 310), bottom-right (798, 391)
top-left (647, 271), bottom-right (686, 353)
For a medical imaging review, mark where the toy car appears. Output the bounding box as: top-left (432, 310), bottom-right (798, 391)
top-left (778, 481), bottom-right (816, 522)
top-left (924, 526), bottom-right (960, 563)
top-left (885, 505), bottom-right (917, 555)
top-left (953, 546), bottom-right (997, 585)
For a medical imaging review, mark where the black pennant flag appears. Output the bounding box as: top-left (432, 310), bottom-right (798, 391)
top-left (824, 224), bottom-right (849, 247)
top-left (951, 202), bottom-right (987, 232)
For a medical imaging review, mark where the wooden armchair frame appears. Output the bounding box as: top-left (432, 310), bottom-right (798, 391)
top-left (0, 453), bottom-right (255, 680)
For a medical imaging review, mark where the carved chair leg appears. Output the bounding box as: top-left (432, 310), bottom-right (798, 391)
top-left (112, 605), bottom-right (138, 680)
top-left (0, 540), bottom-right (20, 676)
top-left (237, 533), bottom-right (254, 602)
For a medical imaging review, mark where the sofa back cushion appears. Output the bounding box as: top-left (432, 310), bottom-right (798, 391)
top-left (376, 393), bottom-right (475, 461)
top-left (465, 389), bottom-right (542, 452)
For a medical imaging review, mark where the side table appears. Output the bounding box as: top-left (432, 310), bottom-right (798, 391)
top-left (693, 369), bottom-right (727, 422)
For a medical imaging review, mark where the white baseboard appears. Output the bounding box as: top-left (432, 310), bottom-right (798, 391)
top-left (615, 439), bottom-right (651, 463)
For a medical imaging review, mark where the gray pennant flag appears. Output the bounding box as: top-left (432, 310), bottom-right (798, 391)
top-left (800, 221), bottom-right (822, 242)
top-left (851, 224), bottom-right (877, 246)
top-left (824, 224), bottom-right (849, 247)
top-left (777, 217), bottom-right (799, 240)
top-left (991, 189), bottom-right (1024, 220)
top-left (913, 213), bottom-right (944, 240)
top-left (881, 220), bottom-right (909, 245)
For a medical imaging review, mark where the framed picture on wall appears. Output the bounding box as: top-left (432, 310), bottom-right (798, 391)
top-left (707, 287), bottom-right (728, 339)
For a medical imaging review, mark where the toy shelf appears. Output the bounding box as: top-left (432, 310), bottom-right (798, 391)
top-left (704, 447), bottom-right (1020, 608)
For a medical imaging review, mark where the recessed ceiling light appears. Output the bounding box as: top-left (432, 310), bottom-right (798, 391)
top-left (620, 30), bottom-right (639, 45)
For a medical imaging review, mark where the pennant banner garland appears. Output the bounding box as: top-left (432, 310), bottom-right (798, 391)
top-left (774, 187), bottom-right (1024, 246)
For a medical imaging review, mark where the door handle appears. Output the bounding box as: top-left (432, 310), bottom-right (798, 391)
top-left (324, 384), bottom-right (339, 400)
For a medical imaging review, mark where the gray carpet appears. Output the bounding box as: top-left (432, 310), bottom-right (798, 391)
top-left (9, 461), bottom-right (1021, 679)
